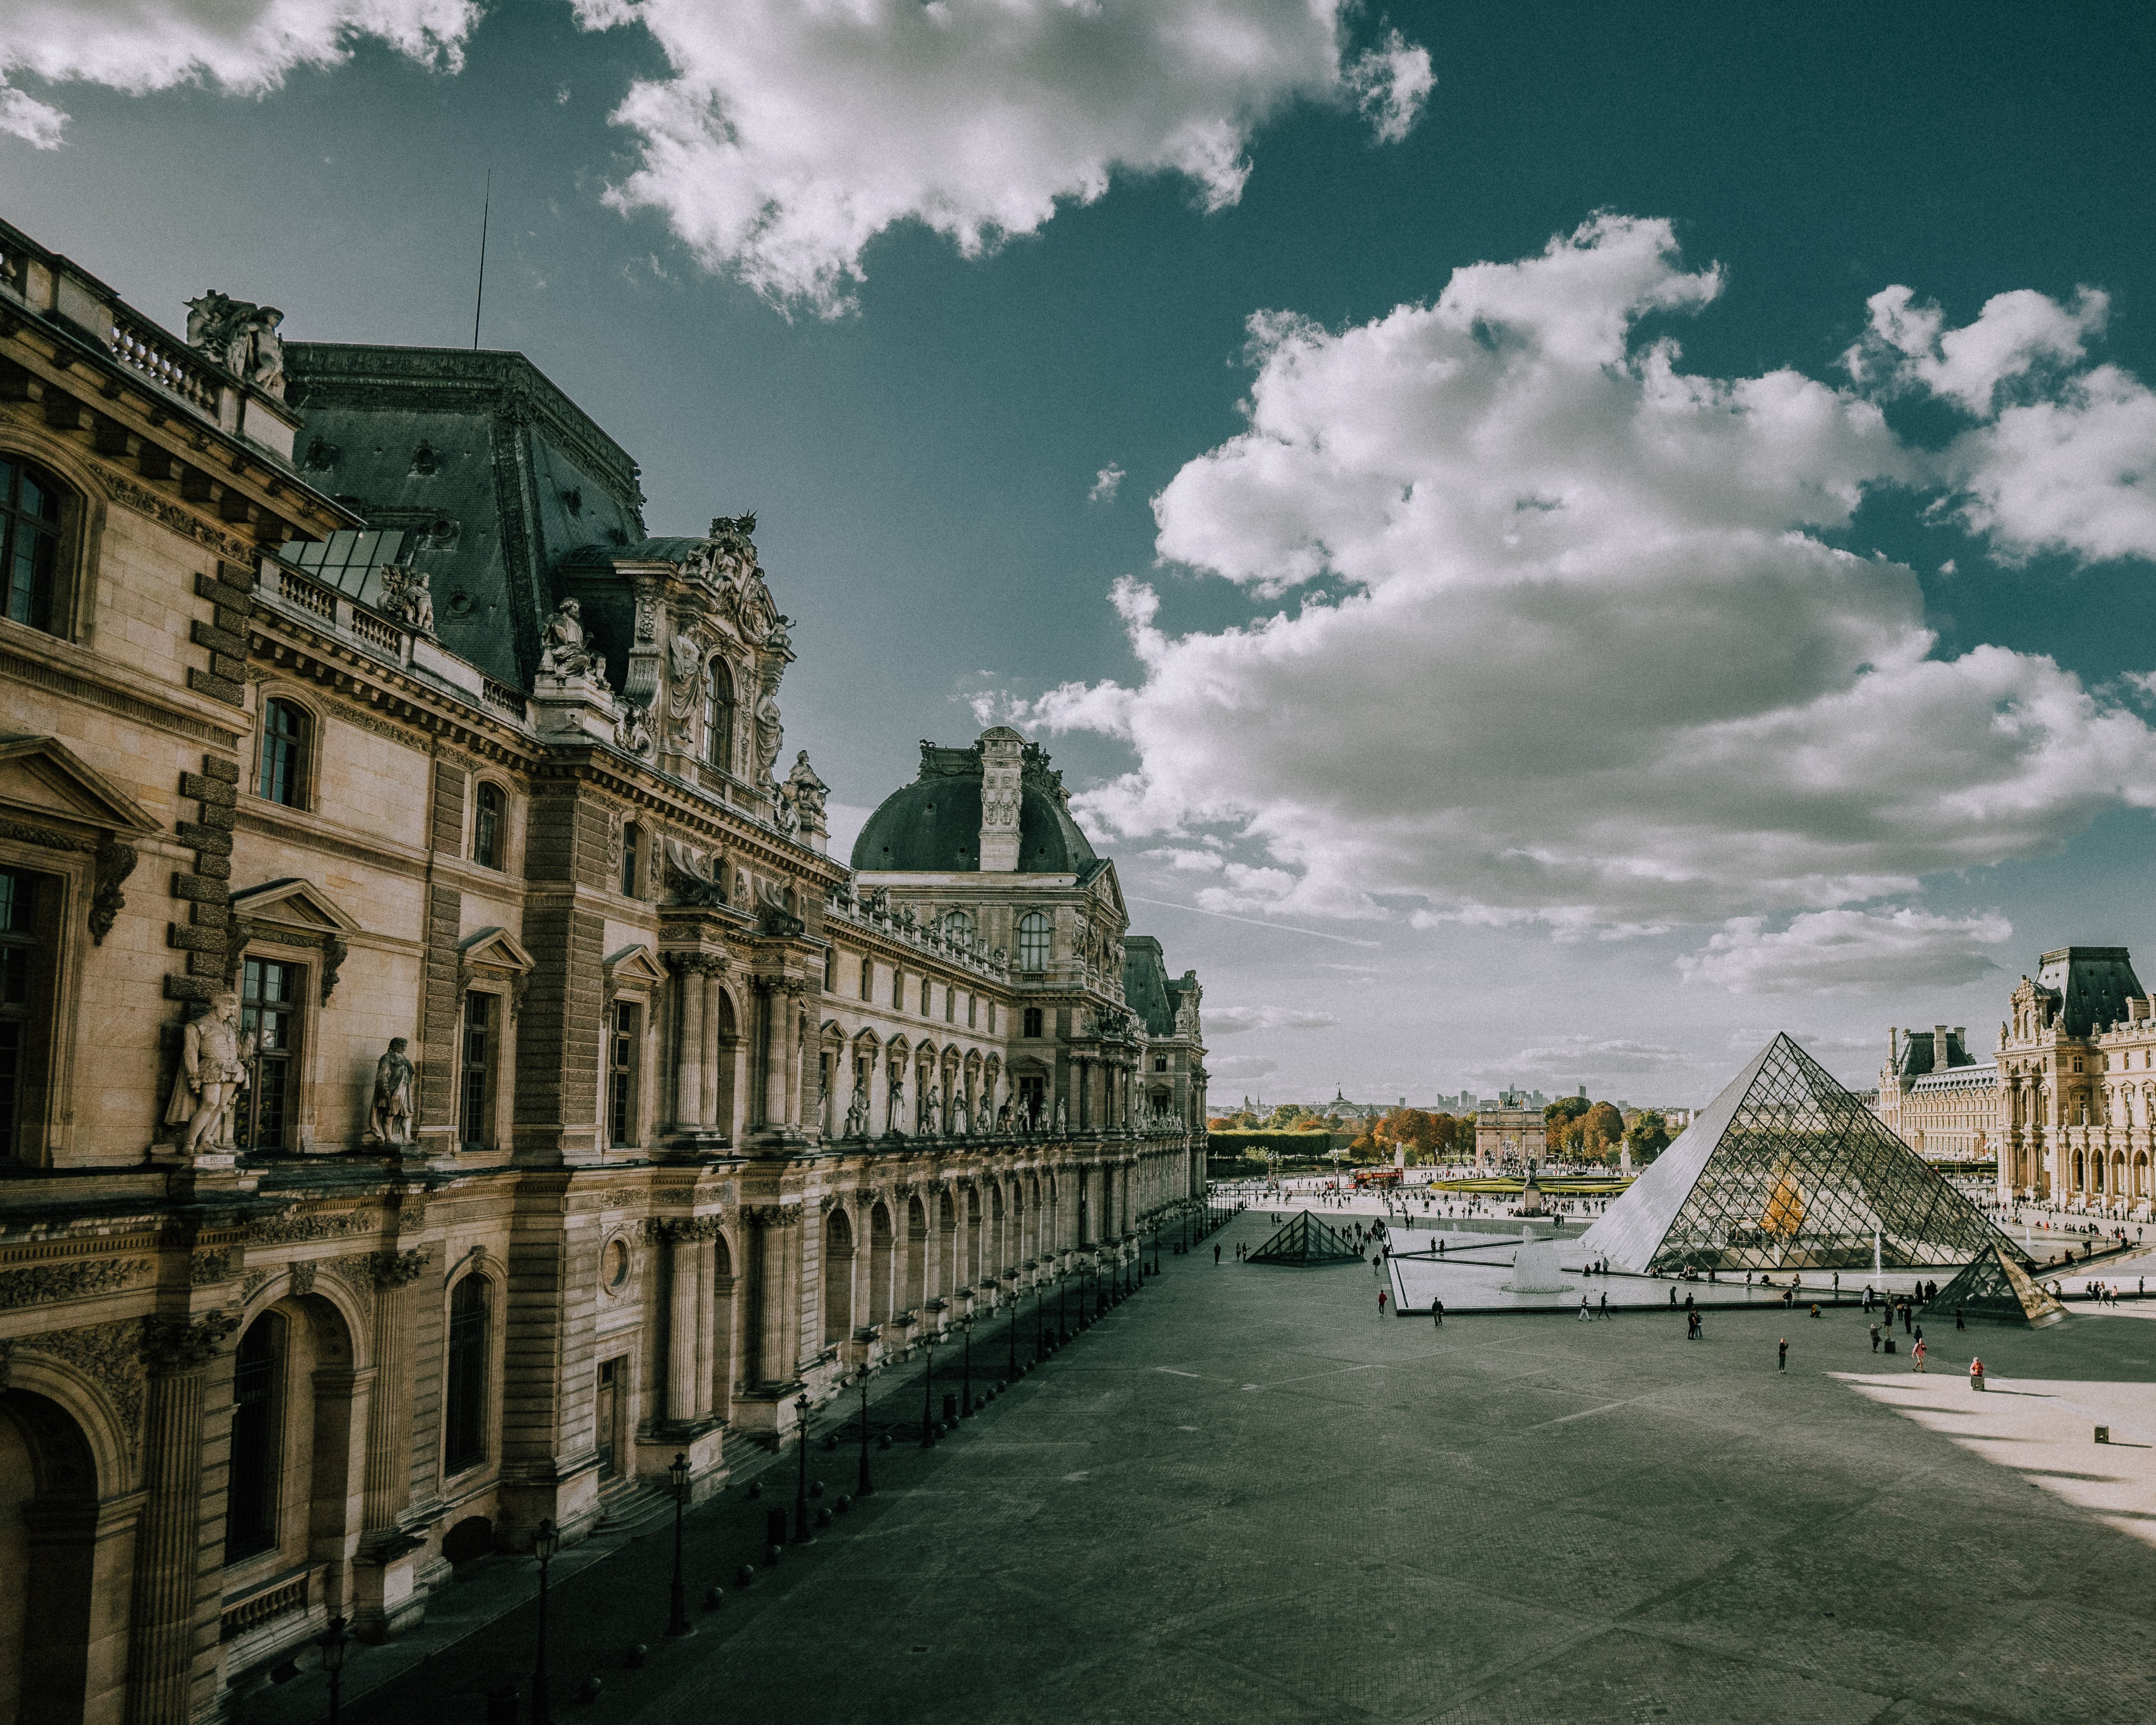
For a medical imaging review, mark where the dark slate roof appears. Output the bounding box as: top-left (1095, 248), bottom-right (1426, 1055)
top-left (1894, 1029), bottom-right (1975, 1078)
top-left (2035, 946), bottom-right (2144, 1037)
top-left (1123, 937), bottom-right (1176, 1036)
top-left (557, 537), bottom-right (710, 568)
top-left (852, 739), bottom-right (1099, 873)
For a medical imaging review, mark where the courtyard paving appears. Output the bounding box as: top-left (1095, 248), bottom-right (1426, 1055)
top-left (307, 1206), bottom-right (2156, 1725)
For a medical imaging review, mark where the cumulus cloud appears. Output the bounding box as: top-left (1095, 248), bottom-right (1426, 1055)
top-left (1844, 282), bottom-right (2156, 565)
top-left (1013, 215), bottom-right (2156, 949)
top-left (1511, 1036), bottom-right (1691, 1074)
top-left (1678, 907), bottom-right (2013, 995)
top-left (577, 0), bottom-right (1431, 313)
top-left (1089, 462), bottom-right (1126, 503)
top-left (0, 0), bottom-right (476, 145)
top-left (1207, 1053), bottom-right (1278, 1084)
top-left (1206, 1005), bottom-right (1340, 1034)
top-left (1141, 846), bottom-right (1225, 872)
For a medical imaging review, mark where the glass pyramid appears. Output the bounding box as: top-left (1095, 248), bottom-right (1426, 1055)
top-left (1920, 1244), bottom-right (2067, 1328)
top-left (1247, 1210), bottom-right (1366, 1267)
top-left (1580, 1033), bottom-right (2014, 1274)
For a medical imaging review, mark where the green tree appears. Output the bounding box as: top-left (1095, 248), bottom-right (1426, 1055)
top-left (1625, 1110), bottom-right (1671, 1162)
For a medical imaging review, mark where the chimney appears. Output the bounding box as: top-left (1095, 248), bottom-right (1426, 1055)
top-left (1933, 1025), bottom-right (1948, 1070)
top-left (1952, 1027), bottom-right (1965, 1063)
top-left (977, 727), bottom-right (1024, 872)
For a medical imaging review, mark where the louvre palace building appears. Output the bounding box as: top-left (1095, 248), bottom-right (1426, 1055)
top-left (0, 216), bottom-right (1207, 1724)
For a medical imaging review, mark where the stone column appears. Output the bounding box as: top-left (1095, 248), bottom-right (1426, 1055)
top-left (1075, 1059), bottom-right (1090, 1130)
top-left (673, 959), bottom-right (706, 1127)
top-left (753, 1206), bottom-right (797, 1385)
top-left (666, 1225), bottom-right (700, 1427)
top-left (700, 970), bottom-right (725, 1127)
top-left (360, 1250), bottom-right (430, 1537)
top-left (694, 1232), bottom-right (717, 1420)
top-left (124, 1312), bottom-right (237, 1725)
top-left (756, 978), bottom-right (789, 1129)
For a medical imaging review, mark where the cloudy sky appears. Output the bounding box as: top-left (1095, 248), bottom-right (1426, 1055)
top-left (9, 1), bottom-right (2156, 1107)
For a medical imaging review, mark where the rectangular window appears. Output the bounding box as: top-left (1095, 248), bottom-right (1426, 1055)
top-left (620, 822), bottom-right (640, 897)
top-left (1154, 1056), bottom-right (1168, 1072)
top-left (460, 992), bottom-right (495, 1150)
top-left (859, 956), bottom-right (872, 999)
top-left (238, 958), bottom-right (304, 1151)
top-left (1023, 1006), bottom-right (1043, 1039)
top-left (444, 1279), bottom-right (490, 1475)
top-left (608, 1002), bottom-right (639, 1147)
top-left (988, 1001), bottom-right (997, 1035)
top-left (967, 993), bottom-right (977, 1029)
top-left (944, 986), bottom-right (955, 1023)
top-left (920, 978), bottom-right (931, 1016)
top-left (893, 970), bottom-right (903, 1009)
top-left (0, 867), bottom-right (54, 1161)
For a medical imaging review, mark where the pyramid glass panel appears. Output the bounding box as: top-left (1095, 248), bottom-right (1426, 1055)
top-left (1247, 1210), bottom-right (1365, 1266)
top-left (1920, 1244), bottom-right (2067, 1328)
top-left (1580, 1034), bottom-right (2014, 1274)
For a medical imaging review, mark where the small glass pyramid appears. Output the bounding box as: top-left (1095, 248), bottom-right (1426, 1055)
top-left (1920, 1243), bottom-right (2068, 1328)
top-left (1580, 1033), bottom-right (2014, 1274)
top-left (1246, 1210), bottom-right (1366, 1266)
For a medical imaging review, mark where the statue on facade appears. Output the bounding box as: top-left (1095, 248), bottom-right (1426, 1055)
top-left (1054, 1096), bottom-right (1068, 1135)
top-left (922, 1085), bottom-right (940, 1136)
top-left (377, 564), bottom-right (436, 636)
top-left (752, 679), bottom-right (783, 786)
top-left (665, 631), bottom-right (704, 750)
top-left (617, 701), bottom-right (653, 757)
top-left (774, 782), bottom-right (800, 838)
top-left (539, 598), bottom-right (603, 683)
top-left (186, 291), bottom-right (287, 398)
top-left (996, 1097), bottom-right (1013, 1133)
top-left (951, 1088), bottom-right (969, 1138)
top-left (844, 1075), bottom-right (871, 1139)
top-left (886, 1064), bottom-right (905, 1137)
top-left (163, 990), bottom-right (257, 1153)
top-left (785, 751), bottom-right (828, 828)
top-left (977, 1090), bottom-right (994, 1135)
top-left (366, 1038), bottom-right (416, 1146)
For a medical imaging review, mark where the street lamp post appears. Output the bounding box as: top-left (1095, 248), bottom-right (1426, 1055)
top-left (1035, 1277), bottom-right (1047, 1362)
top-left (959, 1311), bottom-right (974, 1416)
top-left (919, 1332), bottom-right (936, 1447)
top-left (856, 1364), bottom-right (875, 1497)
top-left (530, 1518), bottom-right (559, 1725)
top-left (1006, 1284), bottom-right (1019, 1380)
top-left (316, 1614), bottom-right (350, 1725)
top-left (794, 1394), bottom-right (814, 1543)
top-left (666, 1451), bottom-right (692, 1637)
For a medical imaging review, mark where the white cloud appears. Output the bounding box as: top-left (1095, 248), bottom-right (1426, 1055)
top-left (1677, 907), bottom-right (2012, 995)
top-left (577, 0), bottom-right (1431, 314)
top-left (1849, 284), bottom-right (2106, 415)
top-left (1207, 1053), bottom-right (1278, 1084)
top-left (1510, 1036), bottom-right (1691, 1074)
top-left (1089, 462), bottom-right (1126, 503)
top-left (1141, 846), bottom-right (1225, 872)
top-left (1015, 215), bottom-right (2156, 943)
top-left (1206, 1005), bottom-right (1340, 1034)
top-left (0, 0), bottom-right (477, 146)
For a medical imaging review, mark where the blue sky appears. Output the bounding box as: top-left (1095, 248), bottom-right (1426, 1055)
top-left (8, 1), bottom-right (2156, 1107)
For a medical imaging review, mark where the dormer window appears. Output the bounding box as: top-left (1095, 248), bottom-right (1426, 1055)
top-left (704, 658), bottom-right (735, 771)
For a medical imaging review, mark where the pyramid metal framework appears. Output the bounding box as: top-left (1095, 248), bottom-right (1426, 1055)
top-left (1246, 1210), bottom-right (1366, 1267)
top-left (1579, 1033), bottom-right (2014, 1274)
top-left (1920, 1244), bottom-right (2068, 1328)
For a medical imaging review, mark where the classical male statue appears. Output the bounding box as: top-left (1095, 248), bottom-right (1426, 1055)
top-left (996, 1097), bottom-right (1013, 1133)
top-left (886, 1065), bottom-right (906, 1137)
top-left (844, 1076), bottom-right (871, 1139)
top-left (164, 991), bottom-right (257, 1153)
top-left (368, 1038), bottom-right (416, 1146)
top-left (1054, 1096), bottom-right (1068, 1135)
top-left (951, 1088), bottom-right (970, 1138)
top-left (977, 1091), bottom-right (994, 1135)
top-left (539, 598), bottom-right (601, 681)
top-left (922, 1085), bottom-right (940, 1135)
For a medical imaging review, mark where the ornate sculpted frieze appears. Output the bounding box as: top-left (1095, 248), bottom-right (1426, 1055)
top-left (0, 1256), bottom-right (152, 1309)
top-left (6, 1318), bottom-right (147, 1441)
top-left (249, 1209), bottom-right (379, 1245)
top-left (188, 1249), bottom-right (232, 1287)
top-left (367, 1249), bottom-right (431, 1289)
top-left (142, 1310), bottom-right (240, 1373)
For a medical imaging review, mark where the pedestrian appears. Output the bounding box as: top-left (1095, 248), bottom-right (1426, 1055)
top-left (1810, 1303), bottom-right (1821, 1320)
top-left (1912, 1337), bottom-right (1927, 1373)
top-left (1778, 1337), bottom-right (1788, 1372)
top-left (1670, 1286), bottom-right (1677, 1306)
top-left (1579, 1296), bottom-right (1589, 1322)
top-left (1213, 1242), bottom-right (1221, 1265)
top-left (1955, 1306), bottom-right (1964, 1331)
top-left (1599, 1292), bottom-right (1609, 1319)
top-left (1869, 1323), bottom-right (1880, 1353)
top-left (1378, 1289), bottom-right (1388, 1317)
top-left (1432, 1299), bottom-right (1444, 1326)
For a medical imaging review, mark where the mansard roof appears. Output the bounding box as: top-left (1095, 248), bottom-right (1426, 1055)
top-left (2032, 946), bottom-right (2143, 1038)
top-left (852, 735), bottom-right (1099, 874)
top-left (1123, 936), bottom-right (1178, 1037)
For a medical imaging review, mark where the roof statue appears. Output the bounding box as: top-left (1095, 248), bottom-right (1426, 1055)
top-left (1579, 1033), bottom-right (2014, 1275)
top-left (1920, 1244), bottom-right (2068, 1329)
top-left (1246, 1210), bottom-right (1366, 1267)
top-left (186, 289), bottom-right (286, 397)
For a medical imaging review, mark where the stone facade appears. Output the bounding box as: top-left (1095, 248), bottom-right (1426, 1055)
top-left (1875, 1024), bottom-right (1998, 1162)
top-left (1474, 1104), bottom-right (1545, 1167)
top-left (0, 218), bottom-right (1205, 1723)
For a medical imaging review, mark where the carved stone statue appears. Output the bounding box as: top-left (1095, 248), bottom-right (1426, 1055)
top-left (786, 750), bottom-right (828, 828)
top-left (186, 291), bottom-right (286, 398)
top-left (921, 1085), bottom-right (940, 1136)
top-left (539, 598), bottom-right (602, 682)
top-left (977, 1090), bottom-right (994, 1135)
top-left (774, 784), bottom-right (800, 838)
top-left (996, 1097), bottom-right (1013, 1133)
top-left (367, 1038), bottom-right (416, 1145)
top-left (753, 680), bottom-right (783, 785)
top-left (1054, 1096), bottom-right (1068, 1135)
top-left (844, 1076), bottom-right (871, 1139)
top-left (618, 702), bottom-right (653, 757)
top-left (951, 1088), bottom-right (969, 1138)
top-left (886, 1064), bottom-right (905, 1137)
top-left (377, 564), bottom-right (435, 636)
top-left (164, 991), bottom-right (257, 1153)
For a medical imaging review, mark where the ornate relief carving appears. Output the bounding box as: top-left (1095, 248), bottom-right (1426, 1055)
top-left (19, 1318), bottom-right (147, 1442)
top-left (288, 1260), bottom-right (317, 1297)
top-left (367, 1249), bottom-right (431, 1289)
top-left (89, 836), bottom-right (137, 944)
top-left (98, 470), bottom-right (259, 563)
top-left (602, 1186), bottom-right (642, 1210)
top-left (645, 1215), bottom-right (726, 1243)
top-left (189, 1249), bottom-right (232, 1287)
top-left (0, 1256), bottom-right (152, 1309)
top-left (241, 1269), bottom-right (270, 1302)
top-left (250, 1209), bottom-right (379, 1245)
top-left (142, 1310), bottom-right (240, 1373)
top-left (742, 1204), bottom-right (801, 1228)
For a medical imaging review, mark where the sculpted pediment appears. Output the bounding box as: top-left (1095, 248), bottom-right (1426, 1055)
top-left (603, 943), bottom-right (670, 989)
top-left (230, 877), bottom-right (364, 934)
top-left (0, 735), bottom-right (160, 833)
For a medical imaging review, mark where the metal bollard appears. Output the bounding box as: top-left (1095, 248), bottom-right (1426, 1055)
top-left (485, 1686), bottom-right (518, 1725)
top-left (765, 1507), bottom-right (788, 1548)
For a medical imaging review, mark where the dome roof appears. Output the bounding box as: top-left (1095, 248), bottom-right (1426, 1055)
top-left (852, 736), bottom-right (1100, 873)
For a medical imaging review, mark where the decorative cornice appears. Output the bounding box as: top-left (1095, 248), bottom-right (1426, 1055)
top-left (98, 468), bottom-right (259, 563)
top-left (249, 1208), bottom-right (378, 1245)
top-left (366, 1248), bottom-right (431, 1289)
top-left (743, 1203), bottom-right (801, 1228)
top-left (0, 1256), bottom-right (152, 1310)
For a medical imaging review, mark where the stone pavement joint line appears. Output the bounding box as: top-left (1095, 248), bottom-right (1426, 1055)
top-left (303, 1210), bottom-right (2156, 1725)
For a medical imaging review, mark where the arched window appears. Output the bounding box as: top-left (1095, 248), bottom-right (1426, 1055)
top-left (945, 909), bottom-right (974, 946)
top-left (473, 782), bottom-right (505, 869)
top-left (620, 821), bottom-right (640, 897)
top-left (920, 977), bottom-right (932, 1016)
top-left (256, 698), bottom-right (309, 808)
top-left (225, 1313), bottom-right (282, 1561)
top-left (1, 456), bottom-right (63, 633)
top-left (1017, 911), bottom-right (1050, 972)
top-left (704, 658), bottom-right (735, 771)
top-left (444, 1276), bottom-right (489, 1475)
top-left (858, 956), bottom-right (872, 999)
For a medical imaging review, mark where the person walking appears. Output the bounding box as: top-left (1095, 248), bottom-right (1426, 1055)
top-left (1579, 1296), bottom-right (1590, 1323)
top-left (1432, 1299), bottom-right (1444, 1327)
top-left (1378, 1289), bottom-right (1388, 1318)
top-left (1955, 1305), bottom-right (1965, 1331)
top-left (1869, 1323), bottom-right (1880, 1353)
top-left (1214, 1242), bottom-right (1221, 1265)
top-left (1912, 1337), bottom-right (1927, 1373)
top-left (1778, 1337), bottom-right (1788, 1372)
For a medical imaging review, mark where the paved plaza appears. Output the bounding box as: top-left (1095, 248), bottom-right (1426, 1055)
top-left (299, 1207), bottom-right (2156, 1725)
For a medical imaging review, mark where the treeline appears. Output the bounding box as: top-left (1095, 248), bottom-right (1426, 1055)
top-left (1207, 1100), bottom-right (1675, 1166)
